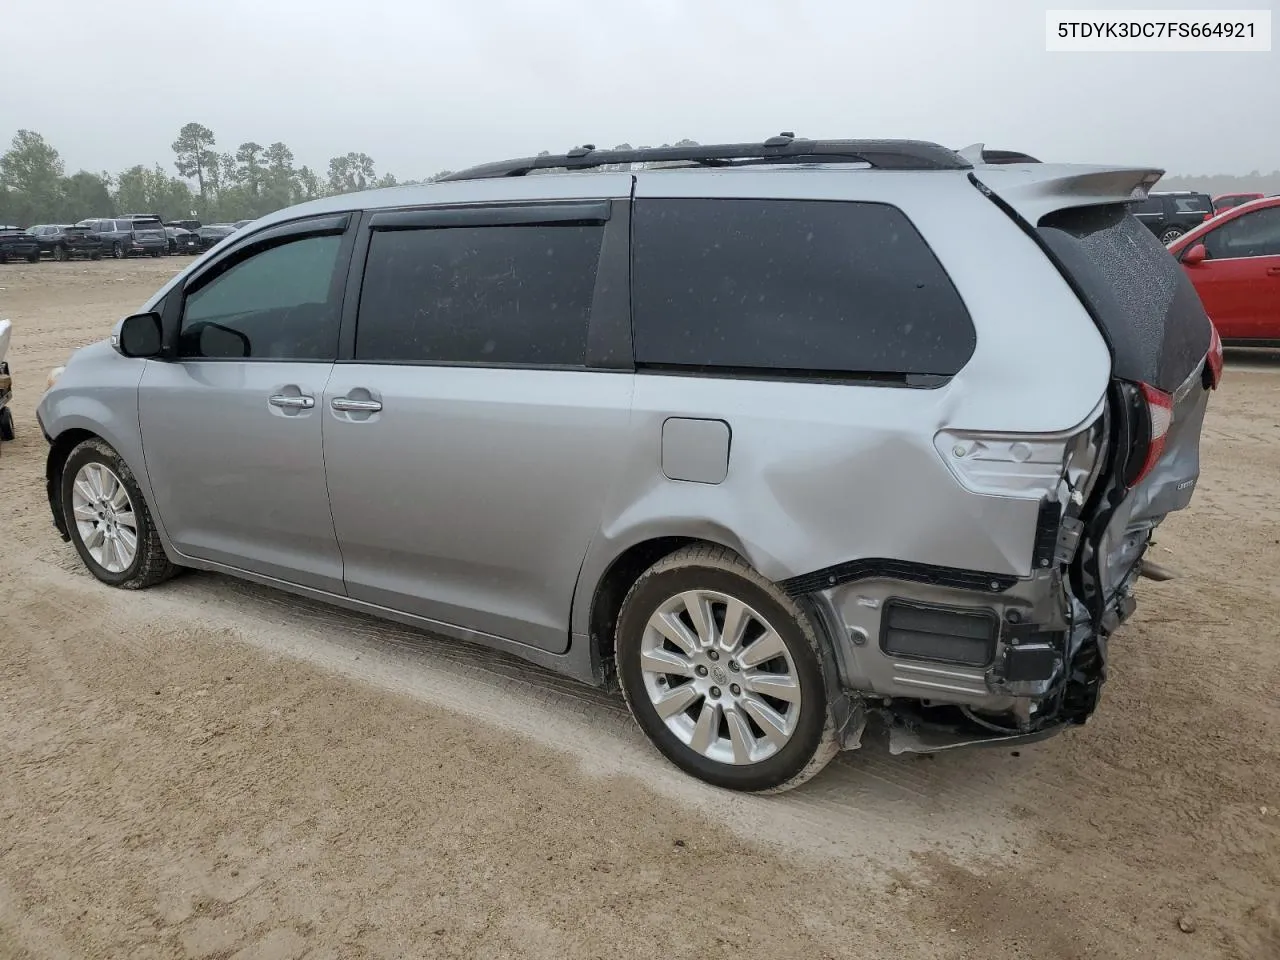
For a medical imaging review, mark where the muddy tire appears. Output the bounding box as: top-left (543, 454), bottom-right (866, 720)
top-left (615, 544), bottom-right (839, 793)
top-left (61, 437), bottom-right (176, 590)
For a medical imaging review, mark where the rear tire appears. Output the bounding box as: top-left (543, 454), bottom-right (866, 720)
top-left (61, 438), bottom-right (176, 590)
top-left (112, 242), bottom-right (125, 259)
top-left (0, 407), bottom-right (14, 441)
top-left (53, 245), bottom-right (69, 262)
top-left (615, 545), bottom-right (838, 793)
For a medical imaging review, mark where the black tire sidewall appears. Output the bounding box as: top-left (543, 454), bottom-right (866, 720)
top-left (113, 242), bottom-right (124, 259)
top-left (0, 407), bottom-right (14, 441)
top-left (61, 442), bottom-right (151, 586)
top-left (617, 563), bottom-right (829, 792)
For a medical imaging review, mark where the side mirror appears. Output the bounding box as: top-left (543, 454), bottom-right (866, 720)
top-left (198, 322), bottom-right (251, 358)
top-left (117, 312), bottom-right (163, 358)
top-left (1182, 243), bottom-right (1207, 266)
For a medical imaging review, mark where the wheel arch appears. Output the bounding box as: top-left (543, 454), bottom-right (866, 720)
top-left (44, 415), bottom-right (171, 557)
top-left (575, 522), bottom-right (780, 686)
top-left (46, 426), bottom-right (100, 539)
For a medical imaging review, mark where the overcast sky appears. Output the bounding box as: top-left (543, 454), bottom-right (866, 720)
top-left (1, 0), bottom-right (1275, 180)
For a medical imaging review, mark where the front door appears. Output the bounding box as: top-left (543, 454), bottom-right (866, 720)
top-left (138, 219), bottom-right (354, 592)
top-left (1193, 205), bottom-right (1280, 341)
top-left (322, 203), bottom-right (634, 652)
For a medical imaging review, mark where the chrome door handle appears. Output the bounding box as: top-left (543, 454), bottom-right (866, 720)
top-left (331, 397), bottom-right (383, 413)
top-left (269, 394), bottom-right (315, 409)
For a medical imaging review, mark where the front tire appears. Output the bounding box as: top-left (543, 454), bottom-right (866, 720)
top-left (616, 545), bottom-right (838, 793)
top-left (53, 245), bottom-right (69, 262)
top-left (1160, 226), bottom-right (1185, 244)
top-left (112, 242), bottom-right (125, 259)
top-left (26, 251), bottom-right (39, 263)
top-left (0, 407), bottom-right (14, 441)
top-left (61, 438), bottom-right (176, 589)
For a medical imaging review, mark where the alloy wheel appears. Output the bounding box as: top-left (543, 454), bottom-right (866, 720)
top-left (70, 462), bottom-right (138, 574)
top-left (639, 589), bottom-right (802, 765)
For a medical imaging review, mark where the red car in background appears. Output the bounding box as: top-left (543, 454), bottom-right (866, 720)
top-left (1212, 192), bottom-right (1264, 214)
top-left (1168, 196), bottom-right (1280, 346)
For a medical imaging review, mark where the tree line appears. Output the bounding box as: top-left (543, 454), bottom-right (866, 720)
top-left (0, 123), bottom-right (456, 227)
top-left (0, 128), bottom-right (716, 228)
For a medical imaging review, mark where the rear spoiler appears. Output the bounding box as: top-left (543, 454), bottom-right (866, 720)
top-left (969, 163), bottom-right (1165, 224)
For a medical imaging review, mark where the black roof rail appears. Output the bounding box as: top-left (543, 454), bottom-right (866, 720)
top-left (438, 134), bottom-right (972, 182)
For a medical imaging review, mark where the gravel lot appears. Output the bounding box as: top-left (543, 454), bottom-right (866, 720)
top-left (1, 258), bottom-right (1277, 959)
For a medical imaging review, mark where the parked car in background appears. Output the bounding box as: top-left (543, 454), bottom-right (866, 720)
top-left (1169, 196), bottom-right (1280, 345)
top-left (232, 219), bottom-right (255, 230)
top-left (37, 136), bottom-right (1218, 792)
top-left (164, 226), bottom-right (200, 255)
top-left (195, 223), bottom-right (237, 251)
top-left (77, 217), bottom-right (169, 259)
top-left (1132, 191), bottom-right (1214, 243)
top-left (166, 219), bottom-right (202, 234)
top-left (27, 224), bottom-right (105, 261)
top-left (1212, 193), bottom-right (1263, 215)
top-left (0, 225), bottom-right (41, 263)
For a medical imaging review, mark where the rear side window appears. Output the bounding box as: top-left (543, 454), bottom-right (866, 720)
top-left (355, 225), bottom-right (603, 366)
top-left (631, 198), bottom-right (975, 378)
top-left (1037, 205), bottom-right (1210, 393)
top-left (1174, 196), bottom-right (1210, 214)
top-left (1134, 197), bottom-right (1164, 216)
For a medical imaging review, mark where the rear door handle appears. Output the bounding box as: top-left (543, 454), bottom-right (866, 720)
top-left (331, 397), bottom-right (383, 413)
top-left (269, 394), bottom-right (315, 409)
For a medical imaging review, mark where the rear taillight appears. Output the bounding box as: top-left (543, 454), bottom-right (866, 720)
top-left (1205, 324), bottom-right (1223, 390)
top-left (1126, 383), bottom-right (1173, 489)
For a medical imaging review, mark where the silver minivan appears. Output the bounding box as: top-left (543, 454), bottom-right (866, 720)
top-left (38, 137), bottom-right (1219, 792)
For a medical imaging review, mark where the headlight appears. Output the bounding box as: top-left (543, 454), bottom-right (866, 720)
top-left (46, 366), bottom-right (64, 390)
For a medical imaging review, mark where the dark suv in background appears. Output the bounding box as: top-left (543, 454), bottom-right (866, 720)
top-left (195, 223), bottom-right (237, 251)
top-left (78, 217), bottom-right (169, 259)
top-left (0, 225), bottom-right (41, 263)
top-left (1133, 191), bottom-right (1214, 244)
top-left (27, 224), bottom-right (105, 261)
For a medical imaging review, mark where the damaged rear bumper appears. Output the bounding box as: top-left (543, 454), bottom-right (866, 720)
top-left (796, 555), bottom-right (1143, 755)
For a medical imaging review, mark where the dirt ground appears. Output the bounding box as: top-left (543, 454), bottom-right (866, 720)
top-left (1, 258), bottom-right (1277, 960)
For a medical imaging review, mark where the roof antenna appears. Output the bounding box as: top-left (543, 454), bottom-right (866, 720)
top-left (956, 143), bottom-right (986, 164)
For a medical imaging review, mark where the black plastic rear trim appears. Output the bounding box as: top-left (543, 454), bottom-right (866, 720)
top-left (779, 559), bottom-right (1017, 597)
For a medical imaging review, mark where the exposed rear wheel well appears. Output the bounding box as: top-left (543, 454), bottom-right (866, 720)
top-left (590, 536), bottom-right (730, 685)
